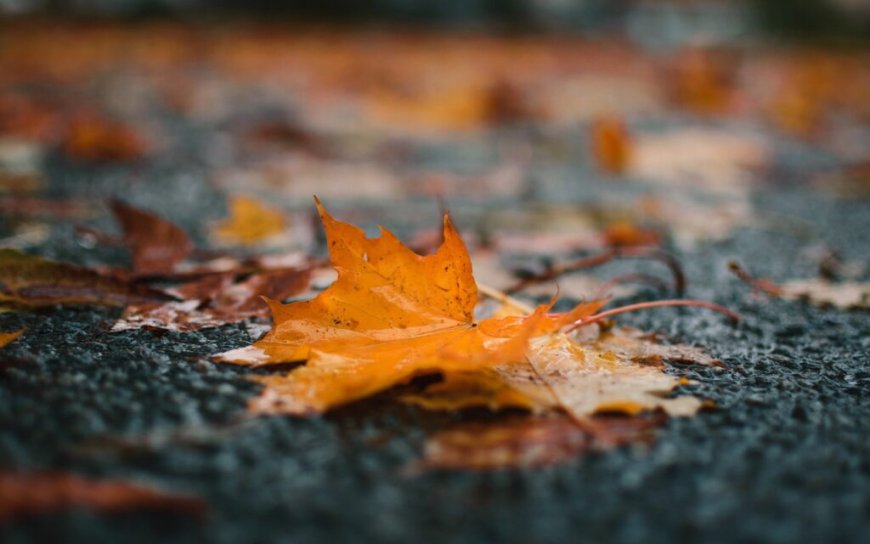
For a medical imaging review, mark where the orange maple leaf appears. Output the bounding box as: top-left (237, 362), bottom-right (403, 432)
top-left (215, 198), bottom-right (601, 414)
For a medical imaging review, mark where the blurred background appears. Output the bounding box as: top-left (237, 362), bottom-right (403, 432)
top-left (0, 0), bottom-right (868, 262)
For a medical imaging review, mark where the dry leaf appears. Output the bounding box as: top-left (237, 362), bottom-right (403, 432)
top-left (0, 470), bottom-right (204, 522)
top-left (781, 279), bottom-right (870, 310)
top-left (0, 249), bottom-right (168, 309)
top-left (215, 200), bottom-right (714, 420)
top-left (212, 196), bottom-right (288, 246)
top-left (110, 200), bottom-right (194, 277)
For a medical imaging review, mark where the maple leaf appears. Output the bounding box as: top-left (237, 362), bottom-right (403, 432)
top-left (216, 200), bottom-right (721, 419)
top-left (0, 470), bottom-right (204, 522)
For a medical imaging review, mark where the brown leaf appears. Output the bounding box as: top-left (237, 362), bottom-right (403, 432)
top-left (0, 470), bottom-right (205, 522)
top-left (414, 413), bottom-right (665, 471)
top-left (110, 200), bottom-right (194, 277)
top-left (0, 249), bottom-right (169, 309)
top-left (61, 114), bottom-right (147, 163)
top-left (112, 267), bottom-right (312, 332)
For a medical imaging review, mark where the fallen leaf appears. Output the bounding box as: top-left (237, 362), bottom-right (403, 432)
top-left (0, 470), bottom-right (204, 522)
top-left (405, 326), bottom-right (716, 418)
top-left (61, 114), bottom-right (147, 163)
top-left (0, 249), bottom-right (168, 309)
top-left (590, 116), bottom-right (632, 175)
top-left (113, 267), bottom-right (312, 332)
top-left (780, 279), bottom-right (870, 310)
top-left (730, 262), bottom-right (870, 310)
top-left (212, 195), bottom-right (288, 246)
top-left (0, 329), bottom-right (23, 349)
top-left (215, 200), bottom-right (715, 420)
top-left (414, 413), bottom-right (664, 471)
top-left (670, 47), bottom-right (735, 116)
top-left (110, 200), bottom-right (194, 277)
top-left (601, 221), bottom-right (661, 248)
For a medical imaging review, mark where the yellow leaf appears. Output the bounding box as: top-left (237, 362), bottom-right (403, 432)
top-left (213, 196), bottom-right (288, 245)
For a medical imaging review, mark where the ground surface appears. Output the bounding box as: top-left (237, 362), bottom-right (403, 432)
top-left (0, 24), bottom-right (868, 544)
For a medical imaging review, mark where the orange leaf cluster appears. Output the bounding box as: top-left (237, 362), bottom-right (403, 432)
top-left (216, 200), bottom-right (713, 422)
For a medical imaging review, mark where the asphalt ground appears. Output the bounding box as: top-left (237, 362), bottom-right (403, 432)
top-left (0, 27), bottom-right (868, 544)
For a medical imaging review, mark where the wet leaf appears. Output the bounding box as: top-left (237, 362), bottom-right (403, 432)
top-left (0, 470), bottom-right (205, 522)
top-left (0, 249), bottom-right (168, 309)
top-left (110, 200), bottom-right (194, 277)
top-left (113, 267), bottom-right (312, 332)
top-left (215, 201), bottom-right (714, 420)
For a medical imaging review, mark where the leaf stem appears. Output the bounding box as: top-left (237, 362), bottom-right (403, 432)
top-left (564, 299), bottom-right (740, 332)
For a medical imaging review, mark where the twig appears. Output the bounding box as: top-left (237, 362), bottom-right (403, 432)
top-left (505, 247), bottom-right (685, 296)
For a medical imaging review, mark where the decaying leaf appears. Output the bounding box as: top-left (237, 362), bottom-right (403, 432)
top-left (0, 249), bottom-right (168, 309)
top-left (212, 195), bottom-right (288, 246)
top-left (110, 200), bottom-right (194, 277)
top-left (414, 413), bottom-right (665, 471)
top-left (215, 200), bottom-right (717, 421)
top-left (0, 329), bottom-right (23, 349)
top-left (0, 470), bottom-right (205, 522)
top-left (113, 267), bottom-right (312, 332)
